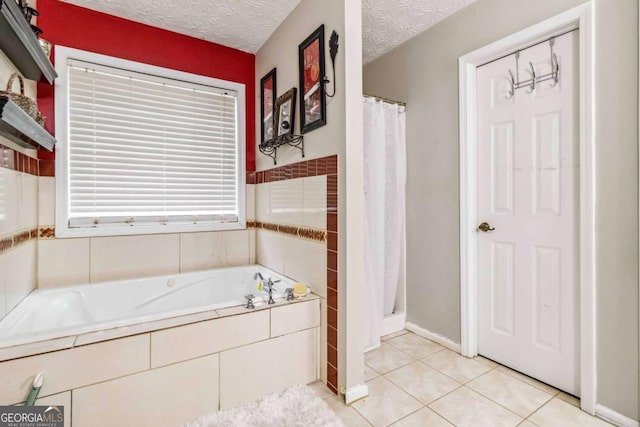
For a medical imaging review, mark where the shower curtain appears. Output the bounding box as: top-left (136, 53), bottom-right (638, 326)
top-left (363, 96), bottom-right (406, 351)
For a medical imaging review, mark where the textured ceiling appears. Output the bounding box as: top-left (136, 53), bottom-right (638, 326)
top-left (59, 0), bottom-right (475, 61)
top-left (363, 0), bottom-right (477, 64)
top-left (59, 0), bottom-right (301, 53)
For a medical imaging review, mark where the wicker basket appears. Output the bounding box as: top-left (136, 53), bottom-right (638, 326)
top-left (0, 73), bottom-right (38, 120)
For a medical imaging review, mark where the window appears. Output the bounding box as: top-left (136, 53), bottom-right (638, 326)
top-left (55, 47), bottom-right (246, 237)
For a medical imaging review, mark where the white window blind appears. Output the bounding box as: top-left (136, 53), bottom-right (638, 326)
top-left (65, 58), bottom-right (242, 231)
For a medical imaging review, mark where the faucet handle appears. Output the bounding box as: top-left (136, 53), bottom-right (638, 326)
top-left (285, 288), bottom-right (295, 301)
top-left (244, 294), bottom-right (255, 309)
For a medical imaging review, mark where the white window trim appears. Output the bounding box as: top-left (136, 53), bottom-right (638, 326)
top-left (54, 46), bottom-right (246, 238)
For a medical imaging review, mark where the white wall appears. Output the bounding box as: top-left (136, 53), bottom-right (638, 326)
top-left (363, 0), bottom-right (638, 420)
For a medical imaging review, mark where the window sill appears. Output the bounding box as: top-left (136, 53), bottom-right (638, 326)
top-left (53, 221), bottom-right (247, 239)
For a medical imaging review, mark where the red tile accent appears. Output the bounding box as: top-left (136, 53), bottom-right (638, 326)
top-left (327, 307), bottom-right (338, 329)
top-left (327, 344), bottom-right (338, 368)
top-left (316, 158), bottom-right (327, 176)
top-left (327, 249), bottom-right (337, 272)
top-left (327, 325), bottom-right (338, 349)
top-left (326, 193), bottom-right (337, 213)
top-left (307, 159), bottom-right (317, 177)
top-left (327, 213), bottom-right (338, 232)
top-left (246, 172), bottom-right (256, 184)
top-left (0, 227), bottom-right (38, 254)
top-left (327, 364), bottom-right (338, 392)
top-left (327, 288), bottom-right (338, 310)
top-left (327, 232), bottom-right (338, 252)
top-left (326, 174), bottom-right (337, 194)
top-left (327, 156), bottom-right (338, 174)
top-left (0, 143), bottom-right (40, 176)
top-left (327, 269), bottom-right (338, 291)
top-left (327, 378), bottom-right (338, 394)
top-left (39, 159), bottom-right (55, 177)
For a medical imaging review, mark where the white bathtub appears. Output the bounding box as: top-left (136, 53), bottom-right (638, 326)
top-left (0, 264), bottom-right (293, 348)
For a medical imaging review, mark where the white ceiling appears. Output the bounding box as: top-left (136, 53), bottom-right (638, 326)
top-left (362, 0), bottom-right (477, 64)
top-left (60, 0), bottom-right (476, 62)
top-left (59, 0), bottom-right (302, 53)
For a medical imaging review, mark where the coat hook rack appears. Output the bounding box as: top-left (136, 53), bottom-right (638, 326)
top-left (506, 37), bottom-right (559, 99)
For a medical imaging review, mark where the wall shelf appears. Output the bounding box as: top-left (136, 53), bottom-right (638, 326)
top-left (0, 0), bottom-right (57, 83)
top-left (258, 134), bottom-right (304, 165)
top-left (0, 96), bottom-right (55, 150)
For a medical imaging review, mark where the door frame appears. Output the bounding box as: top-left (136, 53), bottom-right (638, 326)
top-left (458, 3), bottom-right (595, 414)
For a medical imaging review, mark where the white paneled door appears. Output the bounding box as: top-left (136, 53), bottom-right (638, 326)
top-left (476, 31), bottom-right (579, 395)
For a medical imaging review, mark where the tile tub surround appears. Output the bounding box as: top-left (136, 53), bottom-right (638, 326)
top-left (254, 155), bottom-right (339, 393)
top-left (0, 146), bottom-right (39, 321)
top-left (0, 298), bottom-right (320, 426)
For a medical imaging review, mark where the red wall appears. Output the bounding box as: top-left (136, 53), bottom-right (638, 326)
top-left (37, 0), bottom-right (256, 171)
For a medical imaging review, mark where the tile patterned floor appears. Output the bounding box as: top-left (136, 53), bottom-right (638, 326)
top-left (311, 330), bottom-right (612, 427)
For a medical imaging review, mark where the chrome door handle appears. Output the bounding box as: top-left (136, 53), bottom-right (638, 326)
top-left (478, 222), bottom-right (495, 232)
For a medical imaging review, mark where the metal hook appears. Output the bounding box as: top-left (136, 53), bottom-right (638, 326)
top-left (550, 53), bottom-right (559, 87)
top-left (506, 69), bottom-right (515, 99)
top-left (549, 38), bottom-right (559, 87)
top-left (526, 61), bottom-right (536, 93)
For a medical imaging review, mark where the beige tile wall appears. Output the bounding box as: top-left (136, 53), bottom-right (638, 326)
top-left (73, 355), bottom-right (219, 427)
top-left (254, 174), bottom-right (329, 389)
top-left (0, 167), bottom-right (38, 319)
top-left (36, 178), bottom-right (257, 288)
top-left (219, 327), bottom-right (318, 409)
top-left (1, 298), bottom-right (320, 424)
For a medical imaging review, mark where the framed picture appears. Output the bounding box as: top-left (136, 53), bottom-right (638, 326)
top-left (275, 88), bottom-right (297, 140)
top-left (260, 68), bottom-right (277, 145)
top-left (298, 24), bottom-right (326, 134)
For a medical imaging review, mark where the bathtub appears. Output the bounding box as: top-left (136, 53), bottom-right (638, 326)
top-left (0, 264), bottom-right (294, 349)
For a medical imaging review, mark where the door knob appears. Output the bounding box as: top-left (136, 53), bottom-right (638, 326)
top-left (478, 222), bottom-right (495, 232)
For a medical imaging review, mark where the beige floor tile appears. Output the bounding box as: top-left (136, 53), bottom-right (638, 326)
top-left (467, 370), bottom-right (553, 417)
top-left (429, 386), bottom-right (523, 427)
top-left (324, 395), bottom-right (372, 426)
top-left (308, 380), bottom-right (335, 400)
top-left (381, 330), bottom-right (410, 341)
top-left (387, 333), bottom-right (444, 358)
top-left (352, 376), bottom-right (422, 427)
top-left (365, 342), bottom-right (414, 374)
top-left (422, 349), bottom-right (492, 383)
top-left (474, 355), bottom-right (499, 368)
top-left (391, 407), bottom-right (453, 426)
top-left (495, 366), bottom-right (559, 396)
top-left (528, 398), bottom-right (612, 427)
top-left (518, 421), bottom-right (537, 426)
top-left (556, 391), bottom-right (580, 408)
top-left (385, 361), bottom-right (460, 404)
top-left (364, 364), bottom-right (380, 381)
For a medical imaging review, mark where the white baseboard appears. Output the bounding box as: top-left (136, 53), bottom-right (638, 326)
top-left (595, 404), bottom-right (639, 427)
top-left (406, 322), bottom-right (461, 353)
top-left (344, 383), bottom-right (368, 405)
top-left (381, 311), bottom-right (406, 336)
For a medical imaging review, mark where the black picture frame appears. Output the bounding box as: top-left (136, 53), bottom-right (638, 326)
top-left (298, 25), bottom-right (326, 134)
top-left (275, 88), bottom-right (297, 140)
top-left (260, 68), bottom-right (277, 145)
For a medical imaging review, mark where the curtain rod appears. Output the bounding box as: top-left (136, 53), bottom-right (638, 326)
top-left (363, 93), bottom-right (407, 107)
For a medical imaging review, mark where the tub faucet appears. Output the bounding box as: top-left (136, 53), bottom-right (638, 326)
top-left (264, 277), bottom-right (281, 304)
top-left (254, 272), bottom-right (264, 281)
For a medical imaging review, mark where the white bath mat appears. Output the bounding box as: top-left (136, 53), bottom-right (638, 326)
top-left (182, 385), bottom-right (345, 427)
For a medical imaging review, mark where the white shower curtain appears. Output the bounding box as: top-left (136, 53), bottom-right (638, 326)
top-left (363, 96), bottom-right (406, 351)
